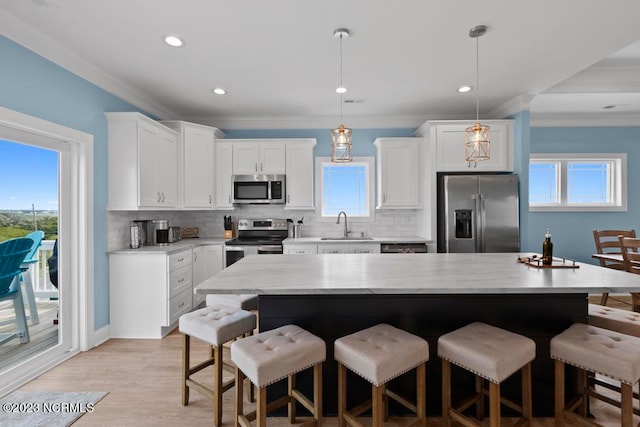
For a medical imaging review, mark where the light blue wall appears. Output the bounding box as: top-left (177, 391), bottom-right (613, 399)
top-left (529, 126), bottom-right (640, 263)
top-left (0, 36), bottom-right (143, 330)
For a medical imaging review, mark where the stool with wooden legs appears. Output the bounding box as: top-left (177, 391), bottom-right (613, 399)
top-left (179, 305), bottom-right (256, 427)
top-left (551, 323), bottom-right (640, 427)
top-left (334, 323), bottom-right (429, 427)
top-left (438, 322), bottom-right (535, 427)
top-left (231, 324), bottom-right (325, 427)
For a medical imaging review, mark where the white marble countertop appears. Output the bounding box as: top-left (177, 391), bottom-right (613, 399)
top-left (195, 252), bottom-right (640, 295)
top-left (108, 237), bottom-right (228, 255)
top-left (283, 236), bottom-right (431, 244)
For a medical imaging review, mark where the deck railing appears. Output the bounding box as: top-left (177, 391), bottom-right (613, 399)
top-left (33, 240), bottom-right (58, 299)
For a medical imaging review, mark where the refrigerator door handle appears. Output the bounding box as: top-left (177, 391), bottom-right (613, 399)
top-left (476, 193), bottom-right (484, 252)
top-left (472, 194), bottom-right (480, 253)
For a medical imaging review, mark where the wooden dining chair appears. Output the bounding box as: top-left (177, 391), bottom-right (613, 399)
top-left (593, 229), bottom-right (636, 305)
top-left (618, 236), bottom-right (640, 312)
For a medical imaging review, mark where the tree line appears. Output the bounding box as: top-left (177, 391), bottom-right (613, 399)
top-left (0, 211), bottom-right (58, 241)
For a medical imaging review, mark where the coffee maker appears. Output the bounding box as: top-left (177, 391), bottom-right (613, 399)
top-left (148, 219), bottom-right (170, 246)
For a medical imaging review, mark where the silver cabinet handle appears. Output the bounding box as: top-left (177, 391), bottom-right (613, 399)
top-left (161, 192), bottom-right (166, 203)
top-left (209, 195), bottom-right (212, 204)
top-left (261, 163), bottom-right (263, 172)
top-left (383, 194), bottom-right (386, 203)
top-left (228, 194), bottom-right (231, 203)
top-left (157, 192), bottom-right (161, 203)
top-left (287, 194), bottom-right (291, 203)
top-left (193, 253), bottom-right (198, 262)
top-left (255, 163), bottom-right (258, 172)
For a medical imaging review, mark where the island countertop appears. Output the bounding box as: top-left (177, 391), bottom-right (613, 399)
top-left (195, 252), bottom-right (640, 295)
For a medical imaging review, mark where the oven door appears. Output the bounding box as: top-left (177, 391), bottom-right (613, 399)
top-left (225, 245), bottom-right (258, 267)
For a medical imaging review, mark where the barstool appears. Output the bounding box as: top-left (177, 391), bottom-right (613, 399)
top-left (206, 294), bottom-right (258, 311)
top-left (179, 305), bottom-right (257, 427)
top-left (231, 324), bottom-right (325, 427)
top-left (438, 322), bottom-right (535, 427)
top-left (333, 323), bottom-right (429, 427)
top-left (551, 323), bottom-right (640, 427)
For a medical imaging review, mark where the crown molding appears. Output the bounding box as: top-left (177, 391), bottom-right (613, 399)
top-left (1, 10), bottom-right (179, 120)
top-left (489, 95), bottom-right (535, 119)
top-left (178, 114), bottom-right (468, 130)
top-left (530, 112), bottom-right (640, 127)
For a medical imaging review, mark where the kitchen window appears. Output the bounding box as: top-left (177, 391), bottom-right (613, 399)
top-left (529, 153), bottom-right (627, 212)
top-left (316, 157), bottom-right (374, 220)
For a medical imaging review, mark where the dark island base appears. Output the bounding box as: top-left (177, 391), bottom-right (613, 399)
top-left (258, 293), bottom-right (587, 417)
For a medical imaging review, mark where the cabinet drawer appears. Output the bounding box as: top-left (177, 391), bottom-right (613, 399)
top-left (168, 288), bottom-right (192, 326)
top-left (169, 264), bottom-right (192, 298)
top-left (169, 249), bottom-right (192, 271)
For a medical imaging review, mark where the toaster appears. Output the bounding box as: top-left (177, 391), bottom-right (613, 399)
top-left (168, 226), bottom-right (181, 243)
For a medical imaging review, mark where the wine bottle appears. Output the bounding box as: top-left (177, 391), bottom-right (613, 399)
top-left (542, 228), bottom-right (553, 265)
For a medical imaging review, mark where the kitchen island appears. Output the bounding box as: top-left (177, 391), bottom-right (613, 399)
top-left (195, 253), bottom-right (640, 416)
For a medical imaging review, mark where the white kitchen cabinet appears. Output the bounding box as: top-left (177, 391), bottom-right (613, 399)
top-left (374, 138), bottom-right (421, 209)
top-left (109, 248), bottom-right (193, 338)
top-left (232, 140), bottom-right (286, 175)
top-left (106, 112), bottom-right (179, 210)
top-left (215, 142), bottom-right (234, 209)
top-left (428, 120), bottom-right (513, 172)
top-left (161, 121), bottom-right (225, 209)
top-left (285, 139), bottom-right (316, 209)
top-left (192, 244), bottom-right (224, 307)
top-left (317, 243), bottom-right (381, 254)
top-left (284, 244), bottom-right (318, 254)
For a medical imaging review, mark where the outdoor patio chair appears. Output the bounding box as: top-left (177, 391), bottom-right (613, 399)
top-left (0, 237), bottom-right (34, 345)
top-left (20, 230), bottom-right (45, 325)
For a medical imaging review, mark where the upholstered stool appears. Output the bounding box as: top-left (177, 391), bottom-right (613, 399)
top-left (587, 303), bottom-right (640, 338)
top-left (231, 324), bottom-right (325, 427)
top-left (206, 293), bottom-right (258, 311)
top-left (334, 323), bottom-right (428, 427)
top-left (179, 305), bottom-right (257, 427)
top-left (438, 322), bottom-right (535, 427)
top-left (551, 323), bottom-right (640, 427)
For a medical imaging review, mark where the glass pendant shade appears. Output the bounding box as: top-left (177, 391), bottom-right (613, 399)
top-left (331, 124), bottom-right (352, 162)
top-left (464, 122), bottom-right (491, 162)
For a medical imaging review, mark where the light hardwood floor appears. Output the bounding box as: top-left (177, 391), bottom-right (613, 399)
top-left (14, 296), bottom-right (635, 426)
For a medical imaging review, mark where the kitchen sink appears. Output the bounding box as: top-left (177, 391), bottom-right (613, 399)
top-left (320, 237), bottom-right (374, 240)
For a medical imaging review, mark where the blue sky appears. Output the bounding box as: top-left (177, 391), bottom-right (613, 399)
top-left (0, 139), bottom-right (58, 211)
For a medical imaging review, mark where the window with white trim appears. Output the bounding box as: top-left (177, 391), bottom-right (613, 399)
top-left (315, 157), bottom-right (374, 220)
top-left (529, 153), bottom-right (627, 212)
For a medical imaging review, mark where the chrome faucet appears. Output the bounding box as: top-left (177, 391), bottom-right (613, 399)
top-left (336, 211), bottom-right (350, 238)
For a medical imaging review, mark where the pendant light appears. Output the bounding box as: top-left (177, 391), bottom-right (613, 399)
top-left (331, 28), bottom-right (352, 163)
top-left (464, 25), bottom-right (490, 164)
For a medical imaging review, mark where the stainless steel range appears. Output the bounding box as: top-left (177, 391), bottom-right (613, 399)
top-left (224, 218), bottom-right (288, 267)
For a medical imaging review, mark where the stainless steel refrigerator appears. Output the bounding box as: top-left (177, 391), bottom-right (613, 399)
top-left (438, 174), bottom-right (519, 253)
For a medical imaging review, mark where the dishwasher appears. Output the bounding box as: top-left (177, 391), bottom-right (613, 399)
top-left (380, 242), bottom-right (428, 254)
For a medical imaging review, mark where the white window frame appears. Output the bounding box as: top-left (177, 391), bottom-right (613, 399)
top-left (529, 153), bottom-right (627, 212)
top-left (315, 156), bottom-right (375, 222)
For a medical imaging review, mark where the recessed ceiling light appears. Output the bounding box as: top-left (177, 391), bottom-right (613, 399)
top-left (336, 86), bottom-right (348, 94)
top-left (458, 85), bottom-right (473, 93)
top-left (164, 35), bottom-right (184, 47)
top-left (212, 88), bottom-right (227, 95)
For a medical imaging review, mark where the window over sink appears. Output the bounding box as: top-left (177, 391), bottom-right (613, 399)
top-left (315, 157), bottom-right (374, 221)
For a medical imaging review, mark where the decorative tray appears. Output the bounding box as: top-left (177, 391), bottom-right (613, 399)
top-left (517, 254), bottom-right (579, 269)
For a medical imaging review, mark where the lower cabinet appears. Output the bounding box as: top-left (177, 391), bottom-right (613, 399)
top-left (109, 249), bottom-right (193, 338)
top-left (284, 244), bottom-right (318, 254)
top-left (318, 243), bottom-right (381, 254)
top-left (192, 244), bottom-right (224, 307)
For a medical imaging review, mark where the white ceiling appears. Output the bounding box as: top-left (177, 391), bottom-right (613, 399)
top-left (1, 0), bottom-right (640, 129)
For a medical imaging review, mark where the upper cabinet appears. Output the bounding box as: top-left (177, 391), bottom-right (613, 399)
top-left (374, 138), bottom-right (421, 209)
top-left (232, 140), bottom-right (286, 175)
top-left (215, 142), bottom-right (234, 210)
top-left (422, 120), bottom-right (513, 172)
top-left (161, 121), bottom-right (225, 209)
top-left (285, 139), bottom-right (316, 210)
top-left (107, 112), bottom-right (179, 210)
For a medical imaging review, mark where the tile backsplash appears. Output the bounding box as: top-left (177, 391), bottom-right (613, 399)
top-left (108, 206), bottom-right (418, 250)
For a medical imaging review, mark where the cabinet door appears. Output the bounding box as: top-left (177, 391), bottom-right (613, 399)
top-left (377, 139), bottom-right (420, 208)
top-left (232, 142), bottom-right (260, 174)
top-left (352, 244), bottom-right (381, 254)
top-left (435, 122), bottom-right (511, 172)
top-left (318, 244), bottom-right (351, 254)
top-left (138, 121), bottom-right (161, 207)
top-left (215, 143), bottom-right (234, 209)
top-left (260, 142), bottom-right (286, 174)
top-left (183, 126), bottom-right (215, 207)
top-left (285, 143), bottom-right (314, 209)
top-left (201, 245), bottom-right (224, 279)
top-left (192, 246), bottom-right (203, 284)
top-left (159, 129), bottom-right (178, 207)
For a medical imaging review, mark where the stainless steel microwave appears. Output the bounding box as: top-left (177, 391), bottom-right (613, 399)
top-left (232, 174), bottom-right (286, 204)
